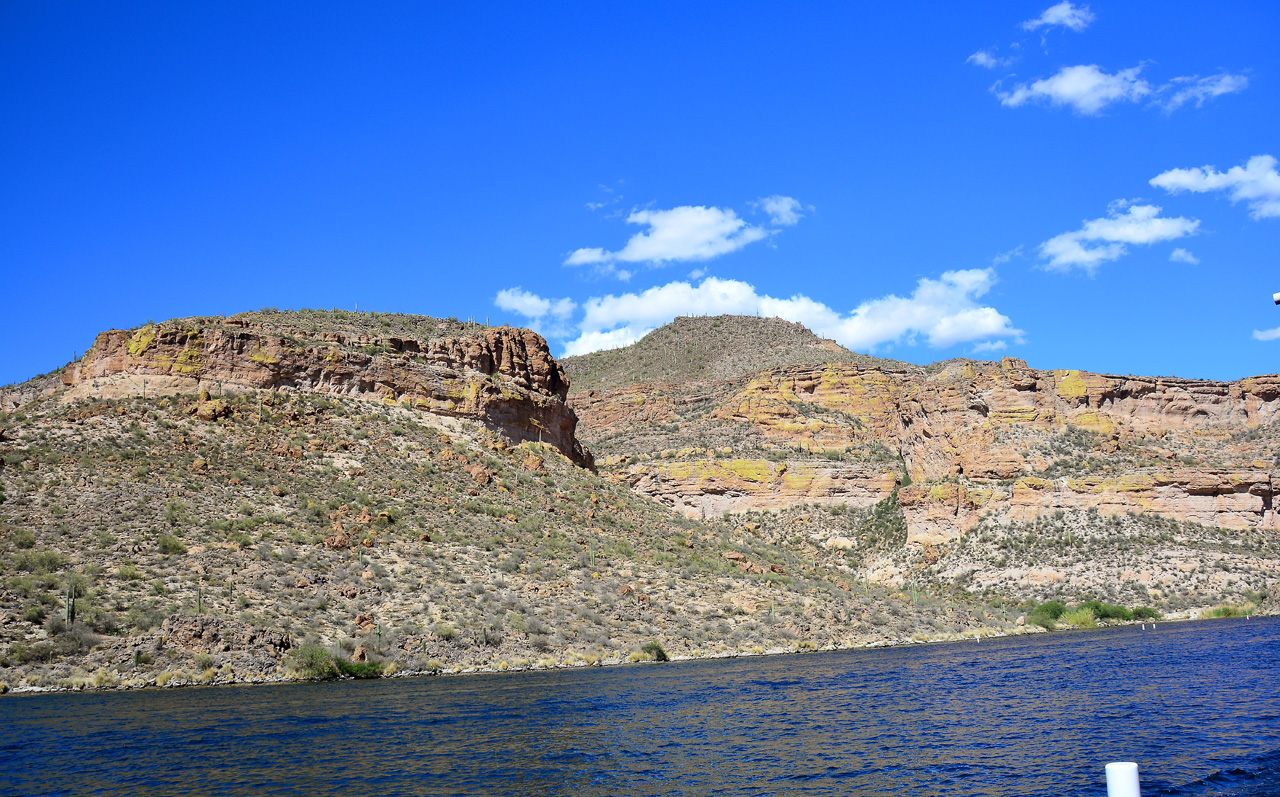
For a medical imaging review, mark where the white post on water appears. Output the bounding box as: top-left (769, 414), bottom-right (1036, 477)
top-left (1106, 762), bottom-right (1141, 797)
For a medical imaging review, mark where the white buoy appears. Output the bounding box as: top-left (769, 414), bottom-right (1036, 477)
top-left (1106, 762), bottom-right (1141, 797)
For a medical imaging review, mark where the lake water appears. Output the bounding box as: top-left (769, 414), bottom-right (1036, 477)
top-left (2, 618), bottom-right (1278, 796)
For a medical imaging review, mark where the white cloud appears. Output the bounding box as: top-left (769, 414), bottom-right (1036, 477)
top-left (971, 340), bottom-right (1008, 353)
top-left (494, 287), bottom-right (577, 338)
top-left (967, 50), bottom-right (1006, 69)
top-left (565, 205), bottom-right (770, 268)
top-left (1160, 73), bottom-right (1249, 111)
top-left (1022, 1), bottom-right (1095, 32)
top-left (1253, 327), bottom-right (1280, 342)
top-left (995, 65), bottom-right (1247, 116)
top-left (1038, 202), bottom-right (1200, 273)
top-left (992, 245), bottom-right (1023, 265)
top-left (494, 287), bottom-right (575, 320)
top-left (548, 271), bottom-right (1021, 357)
top-left (996, 65), bottom-right (1149, 115)
top-left (754, 195), bottom-right (806, 226)
top-left (1150, 154), bottom-right (1280, 220)
top-left (1169, 248), bottom-right (1200, 265)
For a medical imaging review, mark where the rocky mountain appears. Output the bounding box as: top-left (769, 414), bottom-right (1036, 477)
top-left (565, 315), bottom-right (1280, 608)
top-left (0, 310), bottom-right (1275, 693)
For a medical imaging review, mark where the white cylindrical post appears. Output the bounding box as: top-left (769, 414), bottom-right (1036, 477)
top-left (1105, 762), bottom-right (1141, 797)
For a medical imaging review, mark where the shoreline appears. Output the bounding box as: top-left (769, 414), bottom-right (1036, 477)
top-left (4, 608), bottom-right (1271, 697)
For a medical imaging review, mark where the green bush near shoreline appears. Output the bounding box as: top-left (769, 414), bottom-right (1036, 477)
top-left (1205, 603), bottom-right (1256, 619)
top-left (1028, 599), bottom-right (1162, 630)
top-left (641, 641), bottom-right (669, 662)
top-left (288, 643), bottom-right (383, 680)
top-left (1060, 608), bottom-right (1097, 629)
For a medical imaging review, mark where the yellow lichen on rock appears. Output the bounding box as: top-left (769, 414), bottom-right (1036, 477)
top-left (127, 325), bottom-right (156, 357)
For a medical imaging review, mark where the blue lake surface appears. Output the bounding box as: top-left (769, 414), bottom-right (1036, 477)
top-left (1, 618), bottom-right (1278, 796)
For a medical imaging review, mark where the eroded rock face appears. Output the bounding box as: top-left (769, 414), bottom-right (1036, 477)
top-left (573, 354), bottom-right (1280, 536)
top-left (61, 318), bottom-right (592, 467)
top-left (623, 458), bottom-right (899, 517)
top-left (162, 615), bottom-right (291, 655)
top-left (900, 470), bottom-right (1275, 546)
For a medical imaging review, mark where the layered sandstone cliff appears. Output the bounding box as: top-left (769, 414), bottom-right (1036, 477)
top-left (566, 319), bottom-right (1280, 541)
top-left (48, 312), bottom-right (592, 467)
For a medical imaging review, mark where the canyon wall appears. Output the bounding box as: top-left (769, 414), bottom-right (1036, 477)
top-left (54, 317), bottom-right (593, 467)
top-left (575, 356), bottom-right (1280, 538)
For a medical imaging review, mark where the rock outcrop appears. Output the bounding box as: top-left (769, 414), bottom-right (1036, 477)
top-left (56, 314), bottom-right (593, 467)
top-left (162, 615), bottom-right (291, 656)
top-left (570, 337), bottom-right (1280, 539)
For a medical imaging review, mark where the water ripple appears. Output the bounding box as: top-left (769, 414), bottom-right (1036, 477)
top-left (1, 619), bottom-right (1278, 796)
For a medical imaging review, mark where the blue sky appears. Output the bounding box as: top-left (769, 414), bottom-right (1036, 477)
top-left (2, 2), bottom-right (1278, 385)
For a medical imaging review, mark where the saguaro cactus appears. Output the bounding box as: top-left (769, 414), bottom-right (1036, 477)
top-left (65, 584), bottom-right (77, 626)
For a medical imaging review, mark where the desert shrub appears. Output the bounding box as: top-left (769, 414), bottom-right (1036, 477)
top-left (14, 550), bottom-right (65, 573)
top-left (1080, 600), bottom-right (1132, 621)
top-left (1027, 612), bottom-right (1055, 630)
top-left (193, 653), bottom-right (215, 670)
top-left (1031, 600), bottom-right (1067, 620)
top-left (157, 534), bottom-right (187, 555)
top-left (1206, 604), bottom-right (1254, 619)
top-left (335, 660), bottom-right (383, 679)
top-left (90, 611), bottom-right (121, 634)
top-left (1060, 608), bottom-right (1096, 629)
top-left (288, 642), bottom-right (339, 679)
top-left (4, 641), bottom-right (54, 666)
top-left (164, 500), bottom-right (188, 526)
top-left (641, 641), bottom-right (669, 662)
top-left (128, 605), bottom-right (165, 631)
top-left (12, 529), bottom-right (35, 549)
top-left (525, 616), bottom-right (550, 635)
top-left (1132, 606), bottom-right (1161, 620)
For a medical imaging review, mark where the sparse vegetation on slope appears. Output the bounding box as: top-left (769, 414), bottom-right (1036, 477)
top-left (0, 388), bottom-right (1034, 691)
top-left (2, 310), bottom-right (1277, 693)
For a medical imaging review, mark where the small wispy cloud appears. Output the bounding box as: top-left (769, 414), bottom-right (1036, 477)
top-left (992, 246), bottom-right (1024, 265)
top-left (1159, 73), bottom-right (1250, 112)
top-left (752, 195), bottom-right (808, 226)
top-left (994, 65), bottom-right (1247, 116)
top-left (1151, 154), bottom-right (1280, 220)
top-left (1169, 248), bottom-right (1199, 265)
top-left (1021, 1), bottom-right (1095, 32)
top-left (967, 50), bottom-right (1014, 69)
top-left (1253, 327), bottom-right (1280, 342)
top-left (1038, 201), bottom-right (1200, 273)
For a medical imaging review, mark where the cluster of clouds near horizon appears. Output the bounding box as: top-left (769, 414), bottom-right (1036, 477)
top-left (491, 1), bottom-right (1278, 359)
top-left (498, 269), bottom-right (1022, 359)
